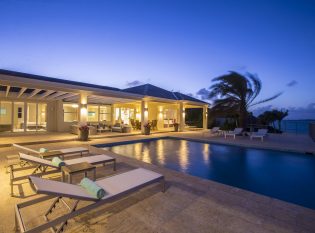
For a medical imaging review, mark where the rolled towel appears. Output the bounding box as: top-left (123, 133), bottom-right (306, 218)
top-left (80, 177), bottom-right (106, 199)
top-left (39, 148), bottom-right (49, 153)
top-left (51, 157), bottom-right (65, 167)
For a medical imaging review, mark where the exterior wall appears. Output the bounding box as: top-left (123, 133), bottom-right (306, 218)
top-left (46, 101), bottom-right (57, 131)
top-left (49, 100), bottom-right (74, 133)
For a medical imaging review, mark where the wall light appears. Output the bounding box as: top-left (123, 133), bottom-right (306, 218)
top-left (81, 107), bottom-right (87, 114)
top-left (144, 107), bottom-right (148, 118)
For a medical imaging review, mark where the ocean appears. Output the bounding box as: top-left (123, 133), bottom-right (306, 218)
top-left (281, 120), bottom-right (315, 134)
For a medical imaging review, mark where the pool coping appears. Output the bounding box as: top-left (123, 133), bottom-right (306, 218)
top-left (89, 142), bottom-right (315, 222)
top-left (93, 135), bottom-right (315, 155)
top-left (92, 135), bottom-right (315, 210)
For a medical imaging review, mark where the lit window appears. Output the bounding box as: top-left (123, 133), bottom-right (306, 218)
top-left (63, 103), bottom-right (78, 122)
top-left (100, 105), bottom-right (111, 122)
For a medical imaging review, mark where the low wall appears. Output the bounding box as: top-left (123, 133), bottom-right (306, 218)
top-left (309, 123), bottom-right (315, 141)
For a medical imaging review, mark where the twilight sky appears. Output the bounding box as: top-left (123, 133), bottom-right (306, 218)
top-left (0, 0), bottom-right (315, 118)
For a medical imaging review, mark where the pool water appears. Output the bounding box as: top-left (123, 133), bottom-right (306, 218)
top-left (99, 138), bottom-right (315, 209)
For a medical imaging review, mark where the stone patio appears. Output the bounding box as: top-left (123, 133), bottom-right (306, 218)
top-left (0, 132), bottom-right (315, 232)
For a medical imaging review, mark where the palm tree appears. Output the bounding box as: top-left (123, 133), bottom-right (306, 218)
top-left (208, 71), bottom-right (281, 128)
top-left (272, 109), bottom-right (288, 131)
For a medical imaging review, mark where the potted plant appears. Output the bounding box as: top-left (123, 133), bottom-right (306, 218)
top-left (79, 125), bottom-right (89, 141)
top-left (143, 122), bottom-right (151, 135)
top-left (174, 122), bottom-right (179, 132)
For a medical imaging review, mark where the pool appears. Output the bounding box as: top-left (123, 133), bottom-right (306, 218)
top-left (97, 138), bottom-right (315, 209)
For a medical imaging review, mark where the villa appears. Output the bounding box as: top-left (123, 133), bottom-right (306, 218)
top-left (0, 69), bottom-right (208, 135)
top-left (1, 69), bottom-right (315, 233)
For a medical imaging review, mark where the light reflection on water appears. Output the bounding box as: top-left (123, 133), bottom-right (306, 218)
top-left (105, 138), bottom-right (315, 210)
top-left (202, 143), bottom-right (210, 165)
top-left (156, 139), bottom-right (165, 165)
top-left (178, 140), bottom-right (189, 171)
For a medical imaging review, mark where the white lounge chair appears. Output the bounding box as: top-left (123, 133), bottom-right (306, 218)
top-left (203, 127), bottom-right (220, 137)
top-left (224, 128), bottom-right (243, 139)
top-left (211, 127), bottom-right (220, 134)
top-left (9, 153), bottom-right (116, 196)
top-left (15, 168), bottom-right (165, 233)
top-left (250, 129), bottom-right (268, 142)
top-left (12, 143), bottom-right (89, 159)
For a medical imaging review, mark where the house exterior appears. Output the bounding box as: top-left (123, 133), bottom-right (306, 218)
top-left (0, 69), bottom-right (208, 134)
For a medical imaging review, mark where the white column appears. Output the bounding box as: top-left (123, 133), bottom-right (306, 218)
top-left (24, 102), bottom-right (27, 132)
top-left (141, 100), bottom-right (148, 134)
top-left (203, 105), bottom-right (208, 130)
top-left (179, 102), bottom-right (185, 132)
top-left (111, 104), bottom-right (115, 125)
top-left (79, 93), bottom-right (88, 124)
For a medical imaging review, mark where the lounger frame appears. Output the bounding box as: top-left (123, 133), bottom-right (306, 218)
top-left (10, 153), bottom-right (116, 196)
top-left (224, 128), bottom-right (243, 139)
top-left (12, 144), bottom-right (89, 159)
top-left (15, 174), bottom-right (165, 233)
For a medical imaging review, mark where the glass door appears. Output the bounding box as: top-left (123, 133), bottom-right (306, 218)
top-left (13, 102), bottom-right (25, 132)
top-left (27, 103), bottom-right (37, 131)
top-left (37, 103), bottom-right (47, 131)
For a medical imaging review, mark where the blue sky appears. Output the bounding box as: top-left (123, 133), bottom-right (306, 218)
top-left (0, 0), bottom-right (315, 118)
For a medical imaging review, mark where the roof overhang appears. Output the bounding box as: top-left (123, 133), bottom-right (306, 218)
top-left (0, 73), bottom-right (144, 103)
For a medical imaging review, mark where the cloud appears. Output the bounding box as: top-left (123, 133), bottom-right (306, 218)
top-left (126, 80), bottom-right (143, 87)
top-left (186, 93), bottom-right (194, 97)
top-left (253, 103), bottom-right (315, 120)
top-left (286, 80), bottom-right (298, 87)
top-left (196, 88), bottom-right (210, 100)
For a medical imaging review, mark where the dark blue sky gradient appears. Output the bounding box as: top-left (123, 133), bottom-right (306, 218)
top-left (0, 0), bottom-right (315, 115)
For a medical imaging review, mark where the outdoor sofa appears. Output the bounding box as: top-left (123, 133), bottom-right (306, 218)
top-left (111, 123), bottom-right (132, 133)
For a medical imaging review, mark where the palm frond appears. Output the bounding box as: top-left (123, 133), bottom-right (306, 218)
top-left (250, 92), bottom-right (283, 107)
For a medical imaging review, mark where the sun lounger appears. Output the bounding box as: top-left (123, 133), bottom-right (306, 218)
top-left (203, 126), bottom-right (221, 137)
top-left (9, 153), bottom-right (116, 196)
top-left (12, 143), bottom-right (89, 159)
top-left (15, 168), bottom-right (165, 233)
top-left (224, 128), bottom-right (243, 139)
top-left (250, 129), bottom-right (268, 142)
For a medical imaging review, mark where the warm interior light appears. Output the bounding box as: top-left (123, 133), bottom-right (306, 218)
top-left (81, 107), bottom-right (87, 116)
top-left (72, 104), bottom-right (79, 108)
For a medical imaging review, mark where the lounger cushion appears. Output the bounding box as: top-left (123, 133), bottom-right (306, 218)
top-left (39, 148), bottom-right (49, 153)
top-left (80, 177), bottom-right (106, 199)
top-left (52, 157), bottom-right (66, 167)
top-left (30, 168), bottom-right (163, 201)
top-left (65, 154), bottom-right (113, 165)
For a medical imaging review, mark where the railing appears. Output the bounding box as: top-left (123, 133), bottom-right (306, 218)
top-left (281, 120), bottom-right (315, 134)
top-left (248, 121), bottom-right (313, 134)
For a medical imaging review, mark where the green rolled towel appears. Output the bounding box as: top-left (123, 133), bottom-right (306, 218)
top-left (39, 148), bottom-right (49, 153)
top-left (80, 177), bottom-right (106, 199)
top-left (51, 157), bottom-right (65, 167)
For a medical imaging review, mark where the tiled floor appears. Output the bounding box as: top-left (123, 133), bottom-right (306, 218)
top-left (0, 132), bottom-right (315, 232)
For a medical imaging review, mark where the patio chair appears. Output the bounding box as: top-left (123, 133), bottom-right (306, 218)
top-left (130, 119), bottom-right (137, 130)
top-left (250, 129), bottom-right (268, 142)
top-left (203, 126), bottom-right (220, 137)
top-left (224, 128), bottom-right (243, 139)
top-left (136, 120), bottom-right (141, 130)
top-left (211, 127), bottom-right (220, 134)
top-left (9, 153), bottom-right (116, 196)
top-left (12, 143), bottom-right (89, 160)
top-left (151, 120), bottom-right (158, 130)
top-left (15, 168), bottom-right (165, 233)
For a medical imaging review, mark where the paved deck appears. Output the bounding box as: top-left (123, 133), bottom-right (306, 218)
top-left (0, 132), bottom-right (315, 232)
top-left (0, 129), bottom-right (174, 147)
